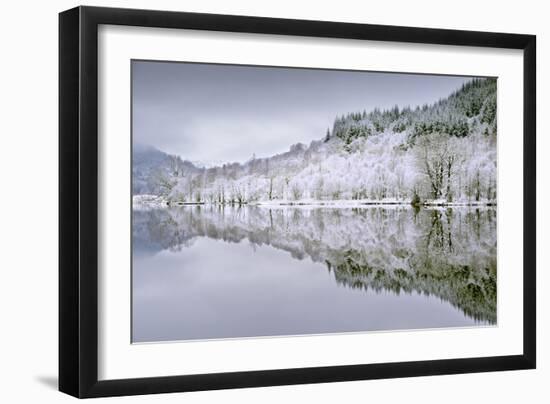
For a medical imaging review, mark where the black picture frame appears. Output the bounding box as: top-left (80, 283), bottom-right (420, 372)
top-left (59, 5), bottom-right (536, 398)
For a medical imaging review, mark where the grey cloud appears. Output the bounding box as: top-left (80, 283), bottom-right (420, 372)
top-left (132, 60), bottom-right (474, 163)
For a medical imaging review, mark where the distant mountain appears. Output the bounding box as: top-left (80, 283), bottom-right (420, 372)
top-left (133, 78), bottom-right (497, 205)
top-left (132, 144), bottom-right (200, 195)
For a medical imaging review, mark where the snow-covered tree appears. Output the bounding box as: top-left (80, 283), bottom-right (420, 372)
top-left (133, 78), bottom-right (497, 207)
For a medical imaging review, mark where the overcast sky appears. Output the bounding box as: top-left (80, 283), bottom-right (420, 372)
top-left (132, 60), bottom-right (473, 165)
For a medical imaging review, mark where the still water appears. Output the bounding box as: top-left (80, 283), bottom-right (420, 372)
top-left (132, 205), bottom-right (496, 342)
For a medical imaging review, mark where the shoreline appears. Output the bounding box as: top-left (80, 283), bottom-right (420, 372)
top-left (132, 195), bottom-right (496, 209)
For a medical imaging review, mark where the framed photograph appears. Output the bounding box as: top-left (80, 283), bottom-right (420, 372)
top-left (59, 6), bottom-right (536, 398)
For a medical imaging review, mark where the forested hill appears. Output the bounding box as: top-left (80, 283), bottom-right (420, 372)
top-left (330, 78), bottom-right (496, 148)
top-left (133, 77), bottom-right (497, 205)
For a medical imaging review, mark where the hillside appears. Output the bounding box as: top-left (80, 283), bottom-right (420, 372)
top-left (133, 78), bottom-right (497, 206)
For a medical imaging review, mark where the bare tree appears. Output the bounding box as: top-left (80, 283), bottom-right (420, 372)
top-left (291, 184), bottom-right (302, 200)
top-left (152, 169), bottom-right (176, 196)
top-left (268, 177), bottom-right (274, 200)
top-left (416, 133), bottom-right (458, 201)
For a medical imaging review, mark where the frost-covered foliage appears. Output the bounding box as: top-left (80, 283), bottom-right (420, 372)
top-left (133, 78), bottom-right (497, 205)
top-left (133, 205), bottom-right (497, 322)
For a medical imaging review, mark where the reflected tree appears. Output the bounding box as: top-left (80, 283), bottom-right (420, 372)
top-left (133, 205), bottom-right (496, 323)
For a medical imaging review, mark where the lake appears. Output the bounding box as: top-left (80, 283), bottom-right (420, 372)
top-left (132, 205), bottom-right (496, 342)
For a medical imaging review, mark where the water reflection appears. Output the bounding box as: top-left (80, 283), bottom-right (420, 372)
top-left (132, 205), bottom-right (496, 341)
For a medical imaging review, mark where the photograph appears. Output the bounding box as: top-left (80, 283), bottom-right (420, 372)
top-left (131, 60), bottom-right (498, 343)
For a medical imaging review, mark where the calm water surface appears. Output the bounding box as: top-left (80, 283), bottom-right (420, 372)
top-left (132, 205), bottom-right (496, 342)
